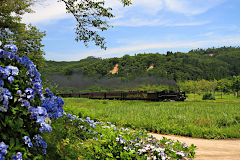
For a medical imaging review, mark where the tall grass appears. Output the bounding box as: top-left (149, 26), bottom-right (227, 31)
top-left (63, 98), bottom-right (240, 139)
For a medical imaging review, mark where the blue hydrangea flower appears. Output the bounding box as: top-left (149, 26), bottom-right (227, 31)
top-left (2, 51), bottom-right (10, 59)
top-left (56, 97), bottom-right (64, 107)
top-left (23, 136), bottom-right (33, 148)
top-left (45, 88), bottom-right (53, 98)
top-left (0, 153), bottom-right (5, 160)
top-left (36, 116), bottom-right (45, 126)
top-left (67, 113), bottom-right (72, 119)
top-left (25, 88), bottom-right (35, 100)
top-left (16, 90), bottom-right (22, 95)
top-left (4, 44), bottom-right (18, 53)
top-left (2, 68), bottom-right (10, 79)
top-left (33, 134), bottom-right (42, 141)
top-left (33, 134), bottom-right (47, 152)
top-left (0, 142), bottom-right (8, 156)
top-left (0, 79), bottom-right (4, 87)
top-left (0, 88), bottom-right (12, 112)
top-left (7, 76), bottom-right (14, 83)
top-left (29, 106), bottom-right (47, 120)
top-left (5, 66), bottom-right (19, 76)
top-left (39, 123), bottom-right (52, 133)
top-left (42, 149), bottom-right (46, 155)
top-left (0, 67), bottom-right (4, 77)
top-left (33, 82), bottom-right (42, 92)
top-left (36, 106), bottom-right (47, 116)
top-left (12, 152), bottom-right (22, 160)
top-left (3, 88), bottom-right (12, 99)
top-left (22, 100), bottom-right (30, 109)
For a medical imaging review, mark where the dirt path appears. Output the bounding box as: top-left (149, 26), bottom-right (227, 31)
top-left (109, 64), bottom-right (119, 74)
top-left (150, 133), bottom-right (240, 160)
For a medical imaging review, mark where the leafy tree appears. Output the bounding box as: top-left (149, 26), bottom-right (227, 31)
top-left (0, 0), bottom-right (46, 72)
top-left (232, 75), bottom-right (240, 97)
top-left (217, 79), bottom-right (232, 97)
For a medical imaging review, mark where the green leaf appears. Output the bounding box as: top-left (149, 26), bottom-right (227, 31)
top-left (33, 155), bottom-right (43, 160)
top-left (15, 118), bottom-right (24, 128)
top-left (106, 153), bottom-right (113, 158)
top-left (9, 138), bottom-right (15, 149)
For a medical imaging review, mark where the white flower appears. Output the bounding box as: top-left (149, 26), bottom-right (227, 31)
top-left (176, 151), bottom-right (185, 157)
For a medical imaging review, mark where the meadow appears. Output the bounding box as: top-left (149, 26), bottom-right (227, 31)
top-left (63, 95), bottom-right (240, 139)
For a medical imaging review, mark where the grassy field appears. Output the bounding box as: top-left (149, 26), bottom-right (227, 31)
top-left (63, 96), bottom-right (240, 139)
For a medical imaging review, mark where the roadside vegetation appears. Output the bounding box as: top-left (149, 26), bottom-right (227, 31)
top-left (43, 115), bottom-right (196, 159)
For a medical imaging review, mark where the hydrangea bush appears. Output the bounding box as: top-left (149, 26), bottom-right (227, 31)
top-left (0, 44), bottom-right (64, 159)
top-left (44, 114), bottom-right (196, 159)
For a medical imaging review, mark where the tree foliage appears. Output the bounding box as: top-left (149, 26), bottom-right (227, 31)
top-left (232, 75), bottom-right (240, 97)
top-left (0, 0), bottom-right (46, 72)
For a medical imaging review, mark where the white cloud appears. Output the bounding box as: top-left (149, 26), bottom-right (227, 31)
top-left (46, 35), bottom-right (240, 61)
top-left (110, 0), bottom-right (223, 27)
top-left (22, 0), bottom-right (70, 24)
top-left (131, 0), bottom-right (164, 15)
top-left (198, 32), bottom-right (215, 37)
top-left (21, 0), bottom-right (223, 27)
top-left (164, 0), bottom-right (225, 16)
top-left (105, 0), bottom-right (164, 15)
top-left (169, 21), bottom-right (210, 27)
top-left (112, 17), bottom-right (170, 27)
top-left (112, 18), bottom-right (209, 27)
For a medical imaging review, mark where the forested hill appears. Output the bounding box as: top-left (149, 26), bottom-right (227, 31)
top-left (44, 46), bottom-right (240, 81)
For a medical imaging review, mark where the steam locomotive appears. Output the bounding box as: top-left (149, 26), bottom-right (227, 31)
top-left (59, 90), bottom-right (186, 101)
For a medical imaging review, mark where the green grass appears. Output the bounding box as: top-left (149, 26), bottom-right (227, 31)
top-left (63, 97), bottom-right (240, 139)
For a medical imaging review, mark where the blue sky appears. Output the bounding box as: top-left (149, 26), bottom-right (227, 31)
top-left (22, 0), bottom-right (240, 61)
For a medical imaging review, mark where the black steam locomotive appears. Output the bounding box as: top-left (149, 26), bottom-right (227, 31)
top-left (59, 90), bottom-right (186, 101)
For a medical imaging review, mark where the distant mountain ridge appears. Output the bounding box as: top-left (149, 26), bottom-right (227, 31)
top-left (44, 46), bottom-right (240, 81)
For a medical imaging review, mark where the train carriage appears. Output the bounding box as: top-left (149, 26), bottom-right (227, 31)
top-left (59, 90), bottom-right (186, 101)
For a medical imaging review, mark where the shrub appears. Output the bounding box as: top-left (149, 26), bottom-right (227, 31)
top-left (44, 114), bottom-right (197, 159)
top-left (202, 93), bottom-right (215, 100)
top-left (0, 44), bottom-right (64, 159)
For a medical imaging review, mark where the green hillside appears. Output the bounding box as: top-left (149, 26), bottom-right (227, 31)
top-left (44, 46), bottom-right (240, 81)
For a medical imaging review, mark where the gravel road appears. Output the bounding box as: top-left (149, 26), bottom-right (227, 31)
top-left (151, 133), bottom-right (240, 160)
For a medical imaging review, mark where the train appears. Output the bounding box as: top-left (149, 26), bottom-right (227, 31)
top-left (58, 90), bottom-right (186, 101)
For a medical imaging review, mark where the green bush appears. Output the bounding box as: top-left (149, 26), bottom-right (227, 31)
top-left (0, 44), bottom-right (64, 159)
top-left (202, 93), bottom-right (215, 100)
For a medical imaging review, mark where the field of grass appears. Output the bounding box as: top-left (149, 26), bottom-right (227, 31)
top-left (63, 97), bottom-right (240, 139)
